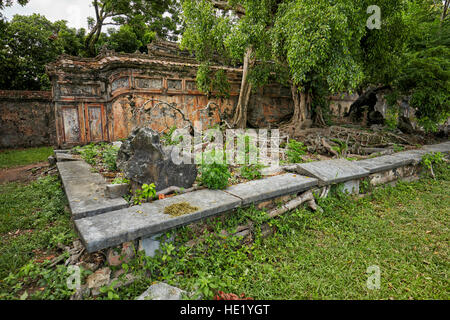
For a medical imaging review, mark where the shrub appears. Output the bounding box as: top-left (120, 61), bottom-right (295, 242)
top-left (134, 183), bottom-right (156, 205)
top-left (240, 164), bottom-right (263, 180)
top-left (102, 145), bottom-right (119, 171)
top-left (286, 139), bottom-right (307, 163)
top-left (199, 150), bottom-right (231, 190)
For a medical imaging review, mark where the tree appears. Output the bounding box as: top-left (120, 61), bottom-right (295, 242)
top-left (85, 0), bottom-right (181, 56)
top-left (181, 0), bottom-right (408, 132)
top-left (389, 0), bottom-right (450, 131)
top-left (106, 15), bottom-right (156, 53)
top-left (0, 0), bottom-right (28, 19)
top-left (0, 14), bottom-right (64, 90)
top-left (0, 14), bottom-right (86, 90)
top-left (181, 0), bottom-right (280, 128)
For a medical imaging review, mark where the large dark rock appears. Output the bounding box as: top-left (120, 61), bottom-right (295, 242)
top-left (117, 128), bottom-right (197, 191)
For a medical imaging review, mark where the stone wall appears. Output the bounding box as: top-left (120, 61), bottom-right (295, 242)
top-left (0, 90), bottom-right (56, 148)
top-left (329, 93), bottom-right (359, 117)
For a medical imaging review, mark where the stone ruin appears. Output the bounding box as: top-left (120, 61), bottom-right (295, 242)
top-left (117, 127), bottom-right (197, 192)
top-left (45, 39), bottom-right (295, 148)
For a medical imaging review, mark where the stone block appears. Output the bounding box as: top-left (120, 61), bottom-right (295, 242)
top-left (225, 173), bottom-right (318, 205)
top-left (105, 183), bottom-right (129, 199)
top-left (75, 189), bottom-right (242, 252)
top-left (294, 159), bottom-right (370, 186)
top-left (136, 282), bottom-right (186, 300)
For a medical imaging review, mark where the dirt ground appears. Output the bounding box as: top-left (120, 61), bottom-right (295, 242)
top-left (0, 162), bottom-right (50, 184)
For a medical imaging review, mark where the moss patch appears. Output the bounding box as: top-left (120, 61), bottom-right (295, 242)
top-left (163, 202), bottom-right (199, 217)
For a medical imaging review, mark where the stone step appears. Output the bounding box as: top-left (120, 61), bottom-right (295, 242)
top-left (57, 161), bottom-right (128, 220)
top-left (75, 173), bottom-right (318, 253)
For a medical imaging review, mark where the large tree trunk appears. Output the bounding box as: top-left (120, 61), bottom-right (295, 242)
top-left (281, 84), bottom-right (312, 135)
top-left (232, 47), bottom-right (253, 128)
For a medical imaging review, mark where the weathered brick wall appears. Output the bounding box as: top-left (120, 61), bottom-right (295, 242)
top-left (47, 41), bottom-right (295, 147)
top-left (0, 90), bottom-right (56, 148)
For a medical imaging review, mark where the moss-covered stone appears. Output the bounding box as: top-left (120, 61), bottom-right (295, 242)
top-left (163, 202), bottom-right (199, 217)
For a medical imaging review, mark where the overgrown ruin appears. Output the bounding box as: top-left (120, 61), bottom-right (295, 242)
top-left (45, 40), bottom-right (296, 147)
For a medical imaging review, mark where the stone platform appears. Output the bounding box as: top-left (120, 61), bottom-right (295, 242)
top-left (57, 141), bottom-right (450, 253)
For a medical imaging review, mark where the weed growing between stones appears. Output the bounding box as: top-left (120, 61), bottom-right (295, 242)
top-left (72, 143), bottom-right (120, 175)
top-left (286, 139), bottom-right (308, 163)
top-left (198, 150), bottom-right (231, 190)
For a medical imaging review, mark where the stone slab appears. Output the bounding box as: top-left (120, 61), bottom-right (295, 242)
top-left (294, 159), bottom-right (370, 186)
top-left (57, 161), bottom-right (128, 220)
top-left (136, 283), bottom-right (186, 300)
top-left (57, 161), bottom-right (97, 179)
top-left (422, 141), bottom-right (450, 154)
top-left (355, 154), bottom-right (414, 174)
top-left (224, 173), bottom-right (318, 205)
top-left (391, 149), bottom-right (428, 164)
top-left (75, 189), bottom-right (242, 252)
top-left (55, 152), bottom-right (79, 162)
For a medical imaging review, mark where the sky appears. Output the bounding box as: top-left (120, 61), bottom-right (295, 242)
top-left (3, 0), bottom-right (94, 29)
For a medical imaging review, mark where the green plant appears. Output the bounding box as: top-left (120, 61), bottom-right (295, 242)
top-left (102, 145), bottom-right (119, 171)
top-left (385, 107), bottom-right (399, 131)
top-left (392, 144), bottom-right (405, 152)
top-left (112, 177), bottom-right (130, 185)
top-left (286, 139), bottom-right (307, 163)
top-left (240, 164), bottom-right (264, 181)
top-left (99, 280), bottom-right (120, 300)
top-left (134, 183), bottom-right (156, 205)
top-left (161, 126), bottom-right (183, 146)
top-left (421, 152), bottom-right (445, 179)
top-left (330, 139), bottom-right (348, 157)
top-left (199, 150), bottom-right (231, 190)
top-left (72, 143), bottom-right (99, 166)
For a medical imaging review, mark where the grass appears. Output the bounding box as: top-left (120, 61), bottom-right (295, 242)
top-left (0, 175), bottom-right (76, 299)
top-left (0, 147), bottom-right (54, 169)
top-left (118, 163), bottom-right (449, 300)
top-left (0, 159), bottom-right (448, 300)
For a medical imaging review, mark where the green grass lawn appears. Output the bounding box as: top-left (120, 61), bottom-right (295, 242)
top-left (0, 146), bottom-right (54, 169)
top-left (134, 163), bottom-right (449, 300)
top-left (0, 162), bottom-right (448, 300)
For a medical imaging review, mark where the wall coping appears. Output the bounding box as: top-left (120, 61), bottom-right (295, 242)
top-left (0, 90), bottom-right (52, 101)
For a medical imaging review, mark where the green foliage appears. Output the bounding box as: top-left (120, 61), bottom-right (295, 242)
top-left (286, 139), bottom-right (307, 163)
top-left (112, 177), bottom-right (130, 185)
top-left (85, 0), bottom-right (181, 56)
top-left (330, 138), bottom-right (348, 157)
top-left (384, 107), bottom-right (399, 131)
top-left (134, 183), bottom-right (156, 205)
top-left (161, 126), bottom-right (183, 146)
top-left (240, 164), bottom-right (263, 181)
top-left (0, 14), bottom-right (63, 90)
top-left (0, 175), bottom-right (76, 286)
top-left (199, 150), bottom-right (231, 190)
top-left (421, 151), bottom-right (446, 180)
top-left (106, 15), bottom-right (156, 53)
top-left (72, 143), bottom-right (119, 171)
top-left (396, 34), bottom-right (450, 130)
top-left (388, 2), bottom-right (450, 131)
top-left (101, 145), bottom-right (119, 171)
